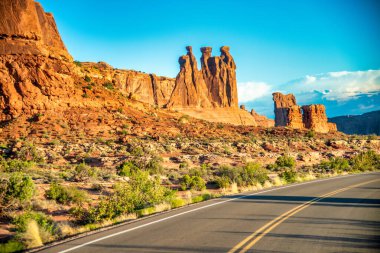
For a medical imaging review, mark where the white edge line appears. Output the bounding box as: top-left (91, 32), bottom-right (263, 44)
top-left (57, 173), bottom-right (367, 253)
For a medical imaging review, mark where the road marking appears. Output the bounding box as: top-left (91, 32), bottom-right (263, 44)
top-left (228, 178), bottom-right (379, 253)
top-left (55, 173), bottom-right (365, 253)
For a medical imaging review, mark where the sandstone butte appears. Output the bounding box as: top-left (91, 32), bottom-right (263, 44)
top-left (1, 0), bottom-right (331, 131)
top-left (272, 92), bottom-right (337, 133)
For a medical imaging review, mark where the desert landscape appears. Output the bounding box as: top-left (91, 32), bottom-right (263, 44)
top-left (0, 0), bottom-right (379, 252)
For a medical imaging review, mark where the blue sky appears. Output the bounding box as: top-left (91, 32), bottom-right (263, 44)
top-left (39, 0), bottom-right (380, 117)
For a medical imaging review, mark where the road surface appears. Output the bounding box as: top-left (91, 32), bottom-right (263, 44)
top-left (38, 173), bottom-right (380, 253)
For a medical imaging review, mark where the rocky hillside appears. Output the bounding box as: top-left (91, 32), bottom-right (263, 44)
top-left (329, 110), bottom-right (380, 135)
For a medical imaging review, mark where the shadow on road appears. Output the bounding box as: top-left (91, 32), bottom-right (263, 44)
top-left (221, 195), bottom-right (380, 208)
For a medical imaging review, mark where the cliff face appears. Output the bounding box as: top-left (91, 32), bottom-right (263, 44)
top-left (168, 46), bottom-right (238, 108)
top-left (329, 110), bottom-right (380, 135)
top-left (0, 0), bottom-right (76, 120)
top-left (273, 92), bottom-right (336, 133)
top-left (0, 0), bottom-right (71, 60)
top-left (79, 62), bottom-right (175, 107)
top-left (0, 55), bottom-right (77, 121)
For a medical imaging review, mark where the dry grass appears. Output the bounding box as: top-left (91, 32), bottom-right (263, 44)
top-left (23, 220), bottom-right (43, 248)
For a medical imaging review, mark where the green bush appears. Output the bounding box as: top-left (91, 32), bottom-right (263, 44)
top-left (45, 183), bottom-right (87, 205)
top-left (350, 151), bottom-right (380, 172)
top-left (145, 156), bottom-right (164, 175)
top-left (116, 161), bottom-right (140, 177)
top-left (319, 157), bottom-right (350, 174)
top-left (78, 171), bottom-right (173, 223)
top-left (192, 193), bottom-right (211, 203)
top-left (0, 159), bottom-right (34, 173)
top-left (0, 173), bottom-right (35, 209)
top-left (216, 163), bottom-right (268, 187)
top-left (170, 198), bottom-right (186, 208)
top-left (84, 75), bottom-right (91, 82)
top-left (103, 82), bottom-right (114, 90)
top-left (15, 142), bottom-right (44, 163)
top-left (72, 163), bottom-right (97, 181)
top-left (12, 211), bottom-right (58, 235)
top-left (180, 175), bottom-right (206, 191)
top-left (275, 155), bottom-right (296, 169)
top-left (242, 162), bottom-right (268, 185)
top-left (280, 169), bottom-right (297, 183)
top-left (0, 240), bottom-right (24, 253)
top-left (306, 130), bottom-right (315, 138)
top-left (215, 176), bottom-right (231, 189)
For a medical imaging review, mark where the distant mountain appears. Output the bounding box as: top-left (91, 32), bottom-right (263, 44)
top-left (328, 110), bottom-right (380, 135)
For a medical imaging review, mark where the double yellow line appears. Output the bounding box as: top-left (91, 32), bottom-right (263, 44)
top-left (228, 179), bottom-right (379, 253)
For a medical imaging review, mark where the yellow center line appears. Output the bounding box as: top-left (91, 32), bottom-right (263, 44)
top-left (228, 179), bottom-right (379, 253)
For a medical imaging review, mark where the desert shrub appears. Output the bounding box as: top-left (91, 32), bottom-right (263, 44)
top-left (0, 173), bottom-right (35, 210)
top-left (306, 130), bottom-right (315, 138)
top-left (318, 157), bottom-right (350, 174)
top-left (275, 155), bottom-right (296, 169)
top-left (0, 240), bottom-right (24, 253)
top-left (84, 75), bottom-right (91, 82)
top-left (78, 171), bottom-right (173, 223)
top-left (178, 115), bottom-right (190, 124)
top-left (15, 142), bottom-right (44, 163)
top-left (180, 175), bottom-right (206, 191)
top-left (192, 193), bottom-right (211, 203)
top-left (280, 169), bottom-right (297, 183)
top-left (217, 165), bottom-right (241, 183)
top-left (170, 198), bottom-right (186, 208)
top-left (179, 162), bottom-right (188, 169)
top-left (117, 161), bottom-right (140, 177)
top-left (130, 146), bottom-right (144, 157)
top-left (12, 212), bottom-right (58, 235)
top-left (215, 176), bottom-right (231, 189)
top-left (145, 156), bottom-right (164, 175)
top-left (74, 60), bottom-right (82, 67)
top-left (0, 159), bottom-right (34, 172)
top-left (216, 164), bottom-right (267, 187)
top-left (350, 151), bottom-right (380, 172)
top-left (241, 162), bottom-right (268, 185)
top-left (45, 183), bottom-right (87, 205)
top-left (103, 82), bottom-right (114, 90)
top-left (189, 164), bottom-right (209, 178)
top-left (71, 163), bottom-right (97, 181)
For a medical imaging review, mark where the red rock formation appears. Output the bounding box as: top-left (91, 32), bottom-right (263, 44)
top-left (250, 109), bottom-right (275, 128)
top-left (79, 62), bottom-right (175, 107)
top-left (167, 46), bottom-right (238, 109)
top-left (272, 92), bottom-right (304, 129)
top-left (167, 46), bottom-right (210, 108)
top-left (201, 46), bottom-right (238, 108)
top-left (302, 105), bottom-right (336, 133)
top-left (0, 55), bottom-right (77, 120)
top-left (0, 0), bottom-right (71, 60)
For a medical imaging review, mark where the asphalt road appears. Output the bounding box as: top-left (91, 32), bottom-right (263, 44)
top-left (37, 173), bottom-right (380, 253)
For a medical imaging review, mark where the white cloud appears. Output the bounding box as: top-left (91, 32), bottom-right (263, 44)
top-left (281, 69), bottom-right (380, 101)
top-left (237, 81), bottom-right (271, 103)
top-left (329, 71), bottom-right (349, 78)
top-left (305, 75), bottom-right (316, 84)
top-left (359, 104), bottom-right (375, 110)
